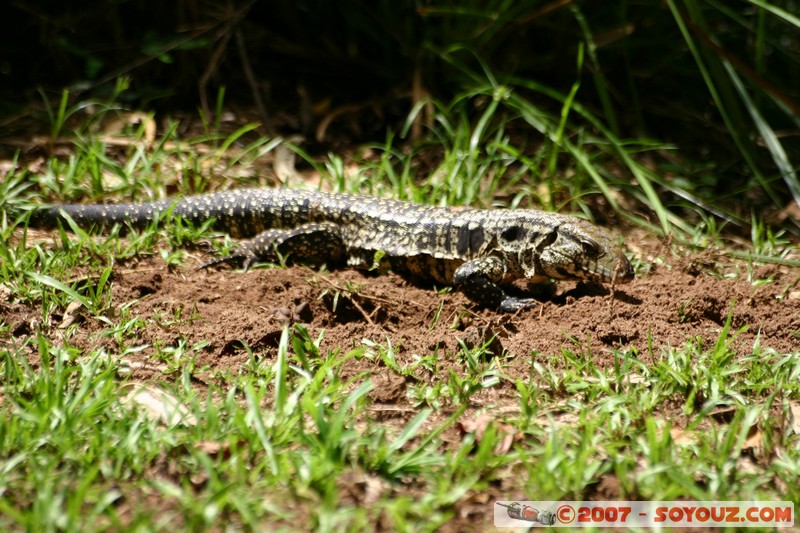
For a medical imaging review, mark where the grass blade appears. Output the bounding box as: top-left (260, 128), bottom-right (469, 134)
top-left (27, 272), bottom-right (91, 309)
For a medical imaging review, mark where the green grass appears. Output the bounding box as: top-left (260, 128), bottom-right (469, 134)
top-left (2, 69), bottom-right (800, 529)
top-left (1, 311), bottom-right (798, 529)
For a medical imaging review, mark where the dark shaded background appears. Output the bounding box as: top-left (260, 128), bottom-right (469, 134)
top-left (2, 0), bottom-right (799, 205)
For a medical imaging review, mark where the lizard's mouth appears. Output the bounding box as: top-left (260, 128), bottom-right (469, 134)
top-left (581, 254), bottom-right (634, 285)
top-left (527, 252), bottom-right (634, 285)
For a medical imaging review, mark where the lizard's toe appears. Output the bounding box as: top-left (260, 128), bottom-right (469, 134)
top-left (241, 254), bottom-right (259, 271)
top-left (498, 297), bottom-right (538, 313)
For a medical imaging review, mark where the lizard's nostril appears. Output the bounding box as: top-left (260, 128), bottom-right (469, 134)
top-left (614, 254), bottom-right (635, 284)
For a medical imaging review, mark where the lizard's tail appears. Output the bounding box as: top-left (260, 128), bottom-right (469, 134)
top-left (27, 201), bottom-right (174, 230)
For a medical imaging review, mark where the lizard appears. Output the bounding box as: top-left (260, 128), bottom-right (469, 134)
top-left (27, 188), bottom-right (634, 312)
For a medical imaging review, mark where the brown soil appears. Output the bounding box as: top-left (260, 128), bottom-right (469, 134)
top-left (3, 235), bottom-right (800, 529)
top-left (17, 244), bottom-right (796, 367)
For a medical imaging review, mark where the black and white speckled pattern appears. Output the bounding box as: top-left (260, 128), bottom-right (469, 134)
top-left (31, 188), bottom-right (634, 311)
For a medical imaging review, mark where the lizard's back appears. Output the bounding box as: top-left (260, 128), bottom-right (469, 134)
top-left (29, 187), bottom-right (634, 311)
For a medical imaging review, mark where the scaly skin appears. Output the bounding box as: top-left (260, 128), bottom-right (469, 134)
top-left (29, 188), bottom-right (634, 311)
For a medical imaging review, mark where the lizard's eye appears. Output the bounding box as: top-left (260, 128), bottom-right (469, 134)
top-left (580, 239), bottom-right (600, 255)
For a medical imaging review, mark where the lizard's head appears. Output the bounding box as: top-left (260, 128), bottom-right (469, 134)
top-left (506, 217), bottom-right (634, 285)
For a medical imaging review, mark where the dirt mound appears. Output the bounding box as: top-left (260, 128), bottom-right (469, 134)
top-left (4, 242), bottom-right (799, 530)
top-left (8, 250), bottom-right (793, 374)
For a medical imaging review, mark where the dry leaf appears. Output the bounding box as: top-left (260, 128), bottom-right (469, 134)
top-left (788, 401), bottom-right (800, 435)
top-left (102, 111), bottom-right (156, 146)
top-left (121, 384), bottom-right (197, 427)
top-left (459, 413), bottom-right (519, 454)
top-left (337, 469), bottom-right (386, 506)
top-left (742, 426), bottom-right (763, 452)
top-left (669, 427), bottom-right (698, 446)
top-left (195, 440), bottom-right (233, 460)
top-left (0, 283), bottom-right (12, 302)
top-left (59, 300), bottom-right (84, 329)
top-left (625, 373), bottom-right (650, 385)
top-left (274, 143), bottom-right (302, 184)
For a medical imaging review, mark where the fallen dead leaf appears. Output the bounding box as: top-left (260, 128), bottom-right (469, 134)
top-left (102, 111), bottom-right (157, 147)
top-left (195, 440), bottom-right (234, 460)
top-left (624, 373), bottom-right (650, 385)
top-left (59, 300), bottom-right (84, 329)
top-left (669, 427), bottom-right (699, 446)
top-left (121, 383), bottom-right (197, 427)
top-left (337, 469), bottom-right (387, 507)
top-left (742, 425), bottom-right (763, 452)
top-left (788, 401), bottom-right (800, 435)
top-left (459, 412), bottom-right (519, 454)
top-left (0, 283), bottom-right (12, 302)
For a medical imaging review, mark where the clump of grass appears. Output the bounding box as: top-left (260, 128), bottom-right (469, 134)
top-left (3, 9), bottom-right (800, 524)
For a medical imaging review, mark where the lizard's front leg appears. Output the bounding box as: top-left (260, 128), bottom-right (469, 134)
top-left (453, 255), bottom-right (537, 312)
